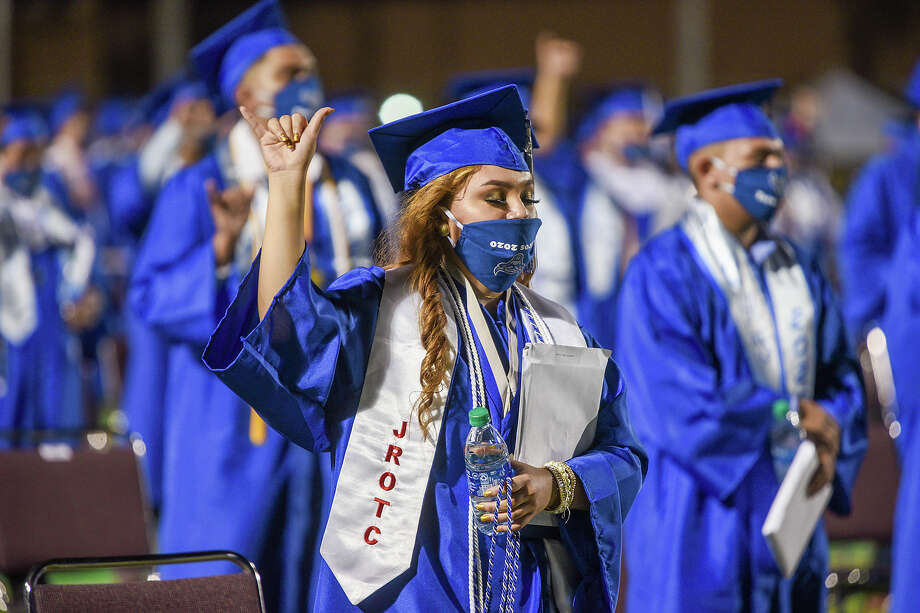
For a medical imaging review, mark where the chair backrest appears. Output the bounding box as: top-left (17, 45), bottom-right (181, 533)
top-left (31, 573), bottom-right (262, 613)
top-left (25, 551), bottom-right (265, 613)
top-left (0, 438), bottom-right (150, 575)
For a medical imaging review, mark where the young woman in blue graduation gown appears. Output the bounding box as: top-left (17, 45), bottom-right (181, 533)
top-left (203, 88), bottom-right (646, 612)
top-left (127, 141), bottom-right (329, 613)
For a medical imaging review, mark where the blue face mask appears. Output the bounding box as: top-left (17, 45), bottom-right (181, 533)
top-left (444, 209), bottom-right (542, 293)
top-left (274, 75), bottom-right (325, 118)
top-left (713, 157), bottom-right (788, 223)
top-left (4, 168), bottom-right (41, 197)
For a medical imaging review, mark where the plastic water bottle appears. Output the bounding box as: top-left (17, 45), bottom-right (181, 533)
top-left (465, 406), bottom-right (510, 535)
top-left (770, 397), bottom-right (802, 482)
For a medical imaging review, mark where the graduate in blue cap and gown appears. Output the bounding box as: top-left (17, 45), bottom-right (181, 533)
top-left (44, 91), bottom-right (99, 217)
top-left (113, 81), bottom-right (215, 510)
top-left (878, 205), bottom-right (920, 613)
top-left (446, 37), bottom-right (584, 315)
top-left (574, 85), bottom-right (690, 349)
top-left (0, 109), bottom-right (95, 444)
top-left (202, 83), bottom-right (647, 612)
top-left (616, 80), bottom-right (867, 613)
top-left (838, 58), bottom-right (920, 340)
top-left (770, 86), bottom-right (842, 279)
top-left (128, 2), bottom-right (375, 610)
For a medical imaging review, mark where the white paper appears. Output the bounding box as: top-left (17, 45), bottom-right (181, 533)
top-left (762, 439), bottom-right (832, 577)
top-left (514, 342), bottom-right (610, 527)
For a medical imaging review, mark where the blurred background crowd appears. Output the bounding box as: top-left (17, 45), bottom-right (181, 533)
top-left (1, 1), bottom-right (919, 612)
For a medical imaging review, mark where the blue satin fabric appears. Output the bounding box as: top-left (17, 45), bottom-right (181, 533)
top-left (880, 212), bottom-right (920, 613)
top-left (202, 247), bottom-right (647, 612)
top-left (839, 131), bottom-right (920, 339)
top-left (127, 150), bottom-right (338, 613)
top-left (616, 226), bottom-right (867, 613)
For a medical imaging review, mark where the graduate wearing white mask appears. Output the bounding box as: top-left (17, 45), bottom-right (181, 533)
top-left (575, 86), bottom-right (690, 348)
top-left (204, 84), bottom-right (646, 612)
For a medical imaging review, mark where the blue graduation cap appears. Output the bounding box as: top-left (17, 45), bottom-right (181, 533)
top-left (369, 84), bottom-right (535, 193)
top-left (189, 0), bottom-right (297, 113)
top-left (576, 84), bottom-right (661, 144)
top-left (652, 79), bottom-right (782, 170)
top-left (2, 106), bottom-right (49, 147)
top-left (906, 58), bottom-right (920, 108)
top-left (445, 69), bottom-right (534, 108)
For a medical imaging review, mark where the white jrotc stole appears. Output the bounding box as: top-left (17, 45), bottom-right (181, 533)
top-left (321, 265), bottom-right (594, 605)
top-left (680, 198), bottom-right (817, 398)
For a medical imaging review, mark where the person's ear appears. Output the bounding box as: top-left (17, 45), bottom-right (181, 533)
top-left (691, 155), bottom-right (716, 191)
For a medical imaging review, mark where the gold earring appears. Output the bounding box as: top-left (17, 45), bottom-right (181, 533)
top-left (438, 222), bottom-right (450, 236)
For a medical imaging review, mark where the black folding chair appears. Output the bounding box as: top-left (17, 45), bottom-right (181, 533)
top-left (0, 430), bottom-right (152, 578)
top-left (24, 551), bottom-right (265, 613)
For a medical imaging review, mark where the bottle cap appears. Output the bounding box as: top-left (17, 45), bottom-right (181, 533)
top-left (772, 398), bottom-right (790, 421)
top-left (468, 406), bottom-right (490, 427)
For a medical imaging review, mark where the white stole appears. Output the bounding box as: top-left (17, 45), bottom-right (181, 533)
top-left (321, 266), bottom-right (588, 605)
top-left (680, 199), bottom-right (816, 397)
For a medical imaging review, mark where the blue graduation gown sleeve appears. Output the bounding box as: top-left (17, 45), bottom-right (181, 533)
top-left (615, 241), bottom-right (782, 502)
top-left (563, 329), bottom-right (647, 611)
top-left (202, 245), bottom-right (385, 453)
top-left (129, 157), bottom-right (224, 345)
top-left (804, 252), bottom-right (867, 515)
top-left (839, 135), bottom-right (920, 338)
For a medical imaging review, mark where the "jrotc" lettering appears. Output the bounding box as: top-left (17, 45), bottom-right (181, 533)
top-left (363, 420), bottom-right (407, 546)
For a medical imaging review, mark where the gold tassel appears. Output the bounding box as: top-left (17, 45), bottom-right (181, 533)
top-left (249, 408), bottom-right (267, 445)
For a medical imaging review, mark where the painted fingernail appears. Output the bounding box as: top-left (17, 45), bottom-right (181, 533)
top-left (480, 514), bottom-right (492, 522)
top-left (476, 503), bottom-right (486, 511)
top-left (293, 133), bottom-right (300, 142)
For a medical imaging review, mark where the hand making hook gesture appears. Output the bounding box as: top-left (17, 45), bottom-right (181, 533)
top-left (239, 105), bottom-right (334, 177)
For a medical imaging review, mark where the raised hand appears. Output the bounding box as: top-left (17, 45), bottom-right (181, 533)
top-left (239, 105), bottom-right (334, 176)
top-left (535, 31), bottom-right (583, 81)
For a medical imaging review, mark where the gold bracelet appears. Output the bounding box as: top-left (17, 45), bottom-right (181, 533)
top-left (543, 462), bottom-right (565, 513)
top-left (544, 461), bottom-right (575, 515)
